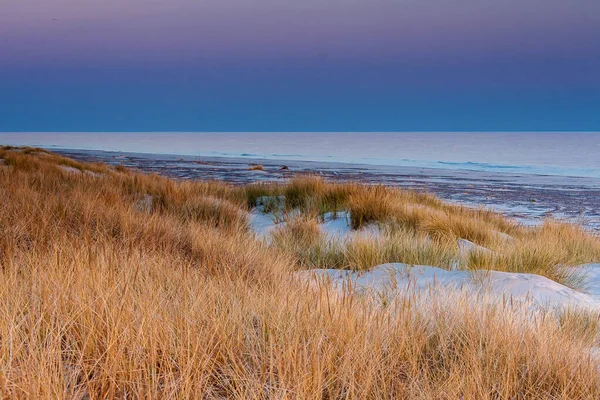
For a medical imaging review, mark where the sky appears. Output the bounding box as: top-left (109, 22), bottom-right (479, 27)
top-left (1, 0), bottom-right (599, 132)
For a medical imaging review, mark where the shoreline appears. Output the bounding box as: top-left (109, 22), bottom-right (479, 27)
top-left (54, 148), bottom-right (600, 231)
top-left (2, 131), bottom-right (600, 178)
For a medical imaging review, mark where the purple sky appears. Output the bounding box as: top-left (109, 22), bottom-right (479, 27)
top-left (1, 0), bottom-right (599, 131)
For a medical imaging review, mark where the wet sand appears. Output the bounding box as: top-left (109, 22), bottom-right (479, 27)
top-left (56, 149), bottom-right (600, 231)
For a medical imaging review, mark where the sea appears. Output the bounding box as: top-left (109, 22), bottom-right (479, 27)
top-left (1, 132), bottom-right (599, 178)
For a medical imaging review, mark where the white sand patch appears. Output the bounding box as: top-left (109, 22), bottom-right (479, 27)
top-left (496, 231), bottom-right (515, 243)
top-left (249, 209), bottom-right (284, 240)
top-left (574, 263), bottom-right (600, 300)
top-left (255, 196), bottom-right (285, 212)
top-left (320, 211), bottom-right (381, 241)
top-left (59, 165), bottom-right (103, 177)
top-left (320, 212), bottom-right (352, 240)
top-left (60, 165), bottom-right (82, 174)
top-left (457, 238), bottom-right (494, 256)
top-left (300, 263), bottom-right (600, 311)
top-left (84, 170), bottom-right (103, 177)
top-left (248, 209), bottom-right (381, 243)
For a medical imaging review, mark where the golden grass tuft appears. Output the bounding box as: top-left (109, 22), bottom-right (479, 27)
top-left (348, 185), bottom-right (395, 229)
top-left (283, 175), bottom-right (354, 215)
top-left (271, 215), bottom-right (346, 269)
top-left (348, 184), bottom-right (516, 245)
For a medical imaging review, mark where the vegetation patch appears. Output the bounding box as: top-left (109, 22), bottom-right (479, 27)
top-left (1, 146), bottom-right (600, 398)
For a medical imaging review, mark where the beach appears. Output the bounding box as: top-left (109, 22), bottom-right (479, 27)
top-left (2, 131), bottom-right (600, 177)
top-left (55, 147), bottom-right (600, 231)
top-left (3, 144), bottom-right (600, 398)
top-left (3, 131), bottom-right (600, 230)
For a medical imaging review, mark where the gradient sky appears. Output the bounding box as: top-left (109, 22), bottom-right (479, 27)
top-left (1, 0), bottom-right (599, 131)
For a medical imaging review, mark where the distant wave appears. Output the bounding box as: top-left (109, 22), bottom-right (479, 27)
top-left (437, 161), bottom-right (535, 170)
top-left (215, 152), bottom-right (262, 158)
top-left (192, 150), bottom-right (600, 179)
top-left (271, 154), bottom-right (303, 158)
top-left (431, 160), bottom-right (598, 178)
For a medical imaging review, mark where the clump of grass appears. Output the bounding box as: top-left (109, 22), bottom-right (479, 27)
top-left (245, 182), bottom-right (277, 207)
top-left (342, 233), bottom-right (455, 271)
top-left (21, 146), bottom-right (51, 155)
top-left (272, 217), bottom-right (457, 272)
top-left (422, 210), bottom-right (500, 245)
top-left (463, 221), bottom-right (600, 286)
top-left (261, 197), bottom-right (284, 215)
top-left (382, 228), bottom-right (457, 269)
top-left (273, 215), bottom-right (322, 248)
top-left (162, 195), bottom-right (248, 230)
top-left (282, 175), bottom-right (354, 216)
top-left (348, 185), bottom-right (515, 246)
top-left (271, 215), bottom-right (346, 269)
top-left (0, 146), bottom-right (109, 175)
top-left (344, 235), bottom-right (387, 270)
top-left (318, 184), bottom-right (353, 215)
top-left (557, 307), bottom-right (600, 345)
top-left (348, 186), bottom-right (395, 229)
top-left (536, 220), bottom-right (600, 263)
top-left (283, 175), bottom-right (327, 209)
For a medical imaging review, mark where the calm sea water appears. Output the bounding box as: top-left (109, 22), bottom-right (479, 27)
top-left (1, 132), bottom-right (599, 178)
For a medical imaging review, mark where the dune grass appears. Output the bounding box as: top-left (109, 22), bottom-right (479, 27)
top-left (1, 146), bottom-right (600, 398)
top-left (271, 219), bottom-right (456, 271)
top-left (252, 175), bottom-right (600, 286)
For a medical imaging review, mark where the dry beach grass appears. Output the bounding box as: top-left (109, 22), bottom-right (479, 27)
top-left (1, 146), bottom-right (600, 398)
top-left (256, 176), bottom-right (600, 284)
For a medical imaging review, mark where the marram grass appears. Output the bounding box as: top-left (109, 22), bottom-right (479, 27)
top-left (0, 146), bottom-right (600, 399)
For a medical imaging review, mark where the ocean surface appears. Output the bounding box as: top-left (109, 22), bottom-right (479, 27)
top-left (1, 132), bottom-right (599, 178)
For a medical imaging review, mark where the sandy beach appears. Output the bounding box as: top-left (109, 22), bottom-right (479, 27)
top-left (55, 148), bottom-right (600, 231)
top-left (3, 145), bottom-right (600, 398)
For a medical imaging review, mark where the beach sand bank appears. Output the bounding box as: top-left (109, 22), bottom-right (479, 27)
top-left (55, 148), bottom-right (600, 231)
